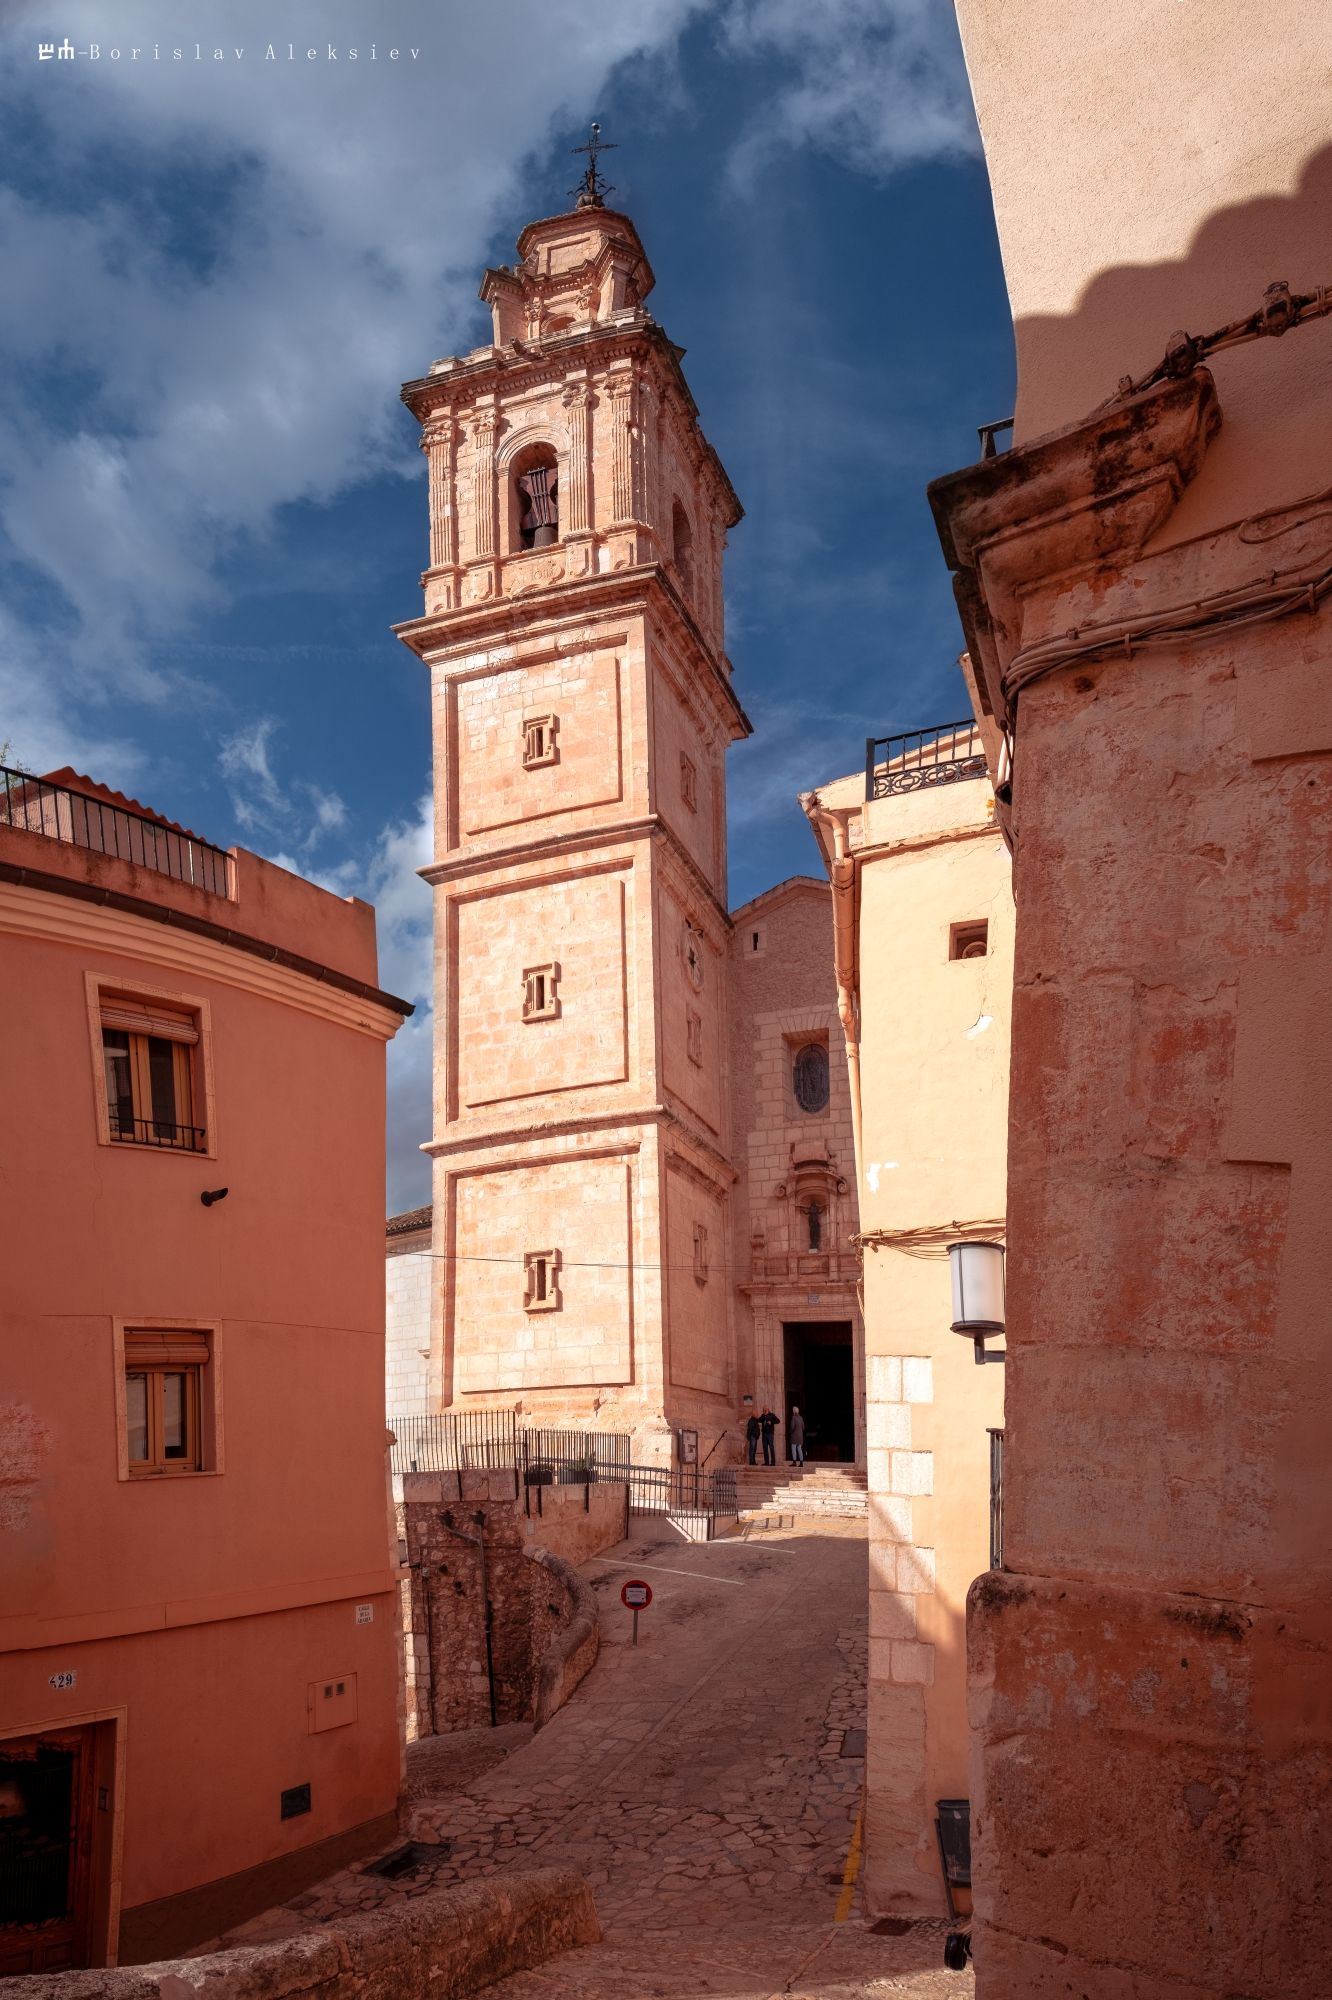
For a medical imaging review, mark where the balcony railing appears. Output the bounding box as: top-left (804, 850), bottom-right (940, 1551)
top-left (989, 1427), bottom-right (1004, 1569)
top-left (109, 1111), bottom-right (208, 1153)
top-left (865, 722), bottom-right (987, 802)
top-left (1, 766), bottom-right (232, 897)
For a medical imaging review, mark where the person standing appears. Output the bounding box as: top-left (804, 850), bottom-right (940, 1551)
top-left (759, 1405), bottom-right (780, 1467)
top-left (745, 1409), bottom-right (761, 1465)
top-left (789, 1405), bottom-right (806, 1465)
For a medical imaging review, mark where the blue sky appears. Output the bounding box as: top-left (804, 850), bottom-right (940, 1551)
top-left (0, 2), bottom-right (1014, 1207)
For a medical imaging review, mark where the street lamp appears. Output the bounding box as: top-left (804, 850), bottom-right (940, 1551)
top-left (948, 1239), bottom-right (1006, 1365)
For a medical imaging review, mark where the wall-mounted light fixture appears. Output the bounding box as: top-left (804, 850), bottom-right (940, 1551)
top-left (948, 1239), bottom-right (1006, 1365)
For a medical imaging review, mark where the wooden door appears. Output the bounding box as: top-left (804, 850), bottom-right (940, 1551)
top-left (0, 1730), bottom-right (95, 1975)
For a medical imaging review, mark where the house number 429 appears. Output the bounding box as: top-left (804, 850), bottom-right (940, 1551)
top-left (48, 1670), bottom-right (78, 1692)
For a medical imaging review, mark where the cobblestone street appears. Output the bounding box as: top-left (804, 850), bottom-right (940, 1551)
top-left (221, 1520), bottom-right (968, 1997)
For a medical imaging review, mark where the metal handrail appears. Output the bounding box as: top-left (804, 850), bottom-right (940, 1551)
top-left (0, 766), bottom-right (231, 896)
top-left (988, 1428), bottom-right (1004, 1569)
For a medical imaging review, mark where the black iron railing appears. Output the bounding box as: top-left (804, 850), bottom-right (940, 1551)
top-left (628, 1463), bottom-right (738, 1521)
top-left (109, 1110), bottom-right (208, 1152)
top-left (865, 722), bottom-right (987, 801)
top-left (388, 1410), bottom-right (631, 1483)
top-left (989, 1427), bottom-right (1004, 1569)
top-left (1, 765), bottom-right (231, 896)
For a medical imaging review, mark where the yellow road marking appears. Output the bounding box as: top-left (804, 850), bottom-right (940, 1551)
top-left (834, 1806), bottom-right (863, 1923)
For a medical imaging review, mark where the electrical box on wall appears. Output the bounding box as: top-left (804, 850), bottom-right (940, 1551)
top-left (307, 1674), bottom-right (358, 1734)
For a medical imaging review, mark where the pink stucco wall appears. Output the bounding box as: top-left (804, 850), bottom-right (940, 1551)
top-left (0, 800), bottom-right (405, 1963)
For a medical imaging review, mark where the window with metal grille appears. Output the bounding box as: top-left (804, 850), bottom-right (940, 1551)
top-left (792, 1042), bottom-right (830, 1115)
top-left (680, 753), bottom-right (698, 813)
top-left (686, 1007), bottom-right (703, 1066)
top-left (99, 995), bottom-right (204, 1152)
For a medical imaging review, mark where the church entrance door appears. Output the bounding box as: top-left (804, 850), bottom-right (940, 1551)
top-left (782, 1322), bottom-right (855, 1464)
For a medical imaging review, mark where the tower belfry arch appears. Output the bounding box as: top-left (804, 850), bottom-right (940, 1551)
top-left (394, 178), bottom-right (750, 1461)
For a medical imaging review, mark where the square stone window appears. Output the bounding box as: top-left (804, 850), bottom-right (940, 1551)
top-left (522, 714), bottom-right (559, 770)
top-left (680, 753), bottom-right (698, 814)
top-left (950, 920), bottom-right (989, 961)
top-left (522, 963), bottom-right (561, 1022)
top-left (686, 1007), bottom-right (703, 1067)
top-left (523, 1250), bottom-right (561, 1313)
top-left (693, 1223), bottom-right (709, 1286)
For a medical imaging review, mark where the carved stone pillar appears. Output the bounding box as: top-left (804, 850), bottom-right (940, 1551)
top-left (561, 382), bottom-right (593, 535)
top-left (632, 379), bottom-right (656, 526)
top-left (468, 411), bottom-right (500, 561)
top-left (606, 377), bottom-right (635, 526)
top-left (421, 415), bottom-right (458, 571)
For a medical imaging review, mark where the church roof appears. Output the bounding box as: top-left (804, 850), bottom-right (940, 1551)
top-left (730, 874), bottom-right (830, 920)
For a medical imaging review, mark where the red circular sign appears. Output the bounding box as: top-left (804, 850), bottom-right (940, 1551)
top-left (621, 1579), bottom-right (652, 1609)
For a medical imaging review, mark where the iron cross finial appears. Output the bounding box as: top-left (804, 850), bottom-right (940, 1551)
top-left (570, 122), bottom-right (617, 209)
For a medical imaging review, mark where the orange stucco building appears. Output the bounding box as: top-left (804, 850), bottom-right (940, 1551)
top-left (803, 722), bottom-right (1013, 1918)
top-left (390, 197), bottom-right (864, 1468)
top-left (0, 768), bottom-right (409, 1969)
top-left (930, 4), bottom-right (1332, 1991)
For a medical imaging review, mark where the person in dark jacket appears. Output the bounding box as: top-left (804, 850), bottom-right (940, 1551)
top-left (759, 1405), bottom-right (780, 1467)
top-left (745, 1410), bottom-right (761, 1464)
top-left (789, 1405), bottom-right (806, 1465)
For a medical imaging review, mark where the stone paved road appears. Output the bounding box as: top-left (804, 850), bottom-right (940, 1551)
top-left (225, 1521), bottom-right (970, 1997)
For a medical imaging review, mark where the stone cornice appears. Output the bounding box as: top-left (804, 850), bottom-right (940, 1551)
top-left (394, 564), bottom-right (751, 743)
top-left (0, 870), bottom-right (411, 1040)
top-left (420, 812), bottom-right (733, 931)
top-left (426, 1101), bottom-right (734, 1180)
top-left (928, 370), bottom-right (1221, 728)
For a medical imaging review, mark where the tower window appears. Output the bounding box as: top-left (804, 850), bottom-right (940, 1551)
top-left (523, 1250), bottom-right (561, 1313)
top-left (671, 500), bottom-right (694, 600)
top-left (516, 450), bottom-right (559, 550)
top-left (522, 714), bottom-right (558, 769)
top-left (950, 920), bottom-right (989, 961)
top-left (680, 753), bottom-right (698, 814)
top-left (686, 1007), bottom-right (703, 1066)
top-left (792, 1043), bottom-right (830, 1115)
top-left (749, 927), bottom-right (766, 956)
top-left (522, 963), bottom-right (560, 1022)
top-left (692, 1223), bottom-right (709, 1285)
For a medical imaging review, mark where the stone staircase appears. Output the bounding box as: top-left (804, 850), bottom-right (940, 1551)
top-left (731, 1463), bottom-right (868, 1528)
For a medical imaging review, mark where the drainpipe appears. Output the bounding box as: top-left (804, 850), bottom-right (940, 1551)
top-left (806, 800), bottom-right (864, 1183)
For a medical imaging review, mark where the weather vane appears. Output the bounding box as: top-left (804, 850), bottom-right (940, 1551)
top-left (570, 122), bottom-right (617, 209)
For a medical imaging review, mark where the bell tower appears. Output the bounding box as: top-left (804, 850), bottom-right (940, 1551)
top-left (395, 165), bottom-right (749, 1460)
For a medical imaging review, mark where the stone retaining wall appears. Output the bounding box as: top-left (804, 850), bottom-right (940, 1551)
top-left (529, 1549), bottom-right (599, 1730)
top-left (5, 1870), bottom-right (598, 2000)
top-left (398, 1473), bottom-right (624, 1738)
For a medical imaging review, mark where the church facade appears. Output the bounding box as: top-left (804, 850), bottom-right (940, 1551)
top-left (388, 196), bottom-right (863, 1466)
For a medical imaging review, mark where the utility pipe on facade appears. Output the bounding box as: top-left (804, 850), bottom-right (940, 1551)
top-left (804, 798), bottom-right (865, 1184)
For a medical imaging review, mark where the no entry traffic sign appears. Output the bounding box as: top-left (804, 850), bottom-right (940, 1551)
top-left (622, 1577), bottom-right (652, 1644)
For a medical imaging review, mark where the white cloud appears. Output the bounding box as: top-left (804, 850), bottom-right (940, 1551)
top-left (0, 0), bottom-right (706, 749)
top-left (723, 0), bottom-right (979, 183)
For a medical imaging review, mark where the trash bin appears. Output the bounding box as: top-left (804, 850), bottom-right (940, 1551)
top-left (934, 1798), bottom-right (971, 1922)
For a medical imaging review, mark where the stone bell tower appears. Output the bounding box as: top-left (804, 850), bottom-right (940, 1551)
top-left (395, 164), bottom-right (749, 1460)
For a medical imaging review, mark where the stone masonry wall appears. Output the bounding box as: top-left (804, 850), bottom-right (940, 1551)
top-left (398, 1472), bottom-right (626, 1740)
